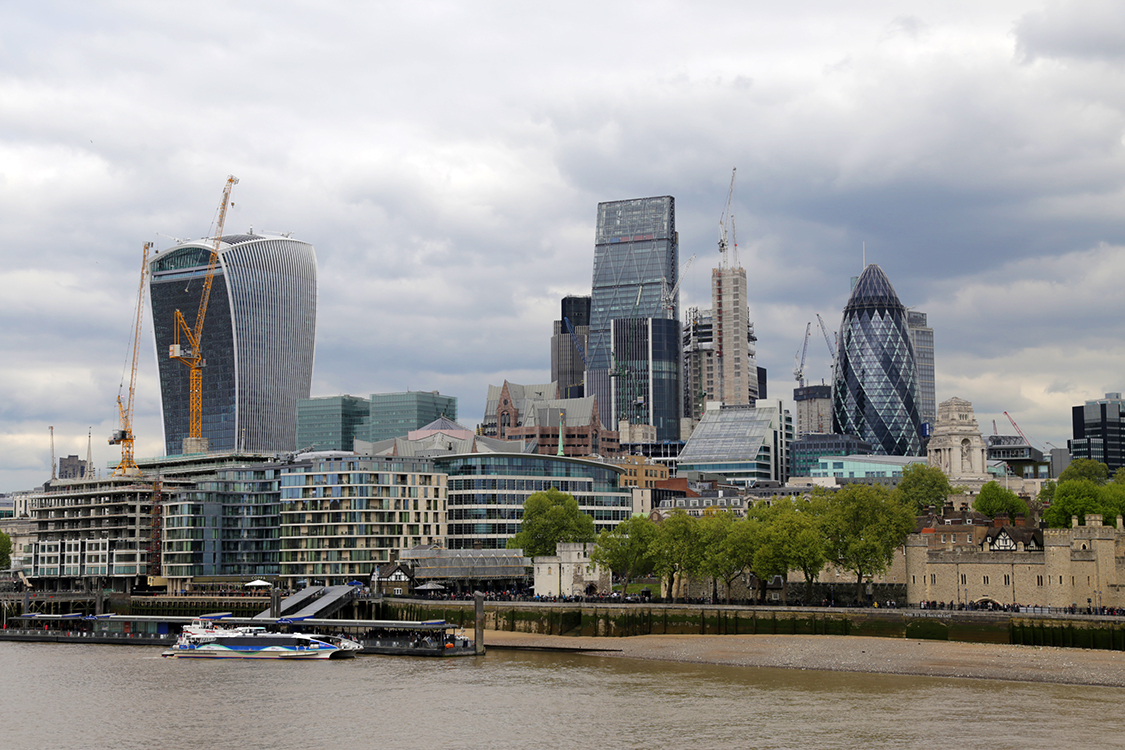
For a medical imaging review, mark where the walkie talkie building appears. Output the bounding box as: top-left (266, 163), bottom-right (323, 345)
top-left (832, 264), bottom-right (922, 456)
top-left (149, 234), bottom-right (317, 455)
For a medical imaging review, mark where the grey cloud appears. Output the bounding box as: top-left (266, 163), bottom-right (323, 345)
top-left (1015, 0), bottom-right (1125, 63)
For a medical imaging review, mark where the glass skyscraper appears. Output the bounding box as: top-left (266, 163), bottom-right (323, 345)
top-left (610, 316), bottom-right (681, 441)
top-left (588, 196), bottom-right (679, 432)
top-left (832, 264), bottom-right (923, 456)
top-left (150, 234), bottom-right (317, 455)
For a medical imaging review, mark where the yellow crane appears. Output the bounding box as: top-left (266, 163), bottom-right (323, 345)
top-left (110, 242), bottom-right (152, 476)
top-left (169, 175), bottom-right (238, 451)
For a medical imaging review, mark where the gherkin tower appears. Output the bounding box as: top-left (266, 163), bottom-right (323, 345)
top-left (832, 264), bottom-right (922, 455)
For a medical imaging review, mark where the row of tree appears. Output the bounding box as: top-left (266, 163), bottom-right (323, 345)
top-left (507, 485), bottom-right (917, 602)
top-left (1038, 458), bottom-right (1125, 527)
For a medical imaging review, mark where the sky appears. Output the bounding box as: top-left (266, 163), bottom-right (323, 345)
top-left (3, 0), bottom-right (1125, 492)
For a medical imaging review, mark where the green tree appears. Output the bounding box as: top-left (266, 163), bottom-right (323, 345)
top-left (0, 530), bottom-right (10, 569)
top-left (1042, 479), bottom-right (1102, 527)
top-left (1058, 458), bottom-right (1109, 485)
top-left (896, 463), bottom-right (954, 512)
top-left (1113, 467), bottom-right (1125, 485)
top-left (506, 487), bottom-right (595, 557)
top-left (751, 498), bottom-right (827, 604)
top-left (649, 510), bottom-right (701, 601)
top-left (590, 515), bottom-right (658, 596)
top-left (972, 481), bottom-right (1030, 519)
top-left (697, 511), bottom-right (743, 603)
top-left (822, 484), bottom-right (915, 601)
top-left (718, 514), bottom-right (766, 602)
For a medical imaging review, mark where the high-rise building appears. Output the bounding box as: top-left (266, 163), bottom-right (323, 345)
top-left (793, 384), bottom-right (832, 438)
top-left (712, 266), bottom-right (759, 406)
top-left (368, 391), bottom-right (458, 443)
top-left (149, 233), bottom-right (317, 455)
top-left (610, 316), bottom-right (681, 441)
top-left (908, 311), bottom-right (936, 430)
top-left (551, 295), bottom-right (590, 399)
top-left (1069, 392), bottom-right (1125, 472)
top-left (832, 264), bottom-right (923, 456)
top-left (296, 395), bottom-right (371, 451)
top-left (587, 196), bottom-right (678, 429)
top-left (681, 307), bottom-right (715, 425)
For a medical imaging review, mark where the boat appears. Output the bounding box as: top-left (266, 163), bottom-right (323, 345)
top-left (162, 618), bottom-right (362, 659)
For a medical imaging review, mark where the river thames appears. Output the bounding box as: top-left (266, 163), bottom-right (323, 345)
top-left (2, 641), bottom-right (1122, 749)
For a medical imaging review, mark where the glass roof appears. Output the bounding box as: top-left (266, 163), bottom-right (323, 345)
top-left (677, 405), bottom-right (778, 464)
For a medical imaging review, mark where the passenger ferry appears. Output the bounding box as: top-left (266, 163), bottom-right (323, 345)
top-left (162, 617), bottom-right (361, 659)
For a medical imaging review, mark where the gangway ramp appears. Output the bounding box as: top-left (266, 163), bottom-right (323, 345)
top-left (253, 585), bottom-right (325, 620)
top-left (282, 585), bottom-right (357, 620)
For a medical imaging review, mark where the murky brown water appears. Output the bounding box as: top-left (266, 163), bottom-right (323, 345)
top-left (2, 641), bottom-right (1121, 749)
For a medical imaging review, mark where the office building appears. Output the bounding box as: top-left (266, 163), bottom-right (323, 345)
top-left (832, 264), bottom-right (923, 456)
top-left (149, 233), bottom-right (317, 455)
top-left (789, 433), bottom-right (872, 477)
top-left (587, 196), bottom-right (678, 429)
top-left (676, 400), bottom-right (793, 487)
top-left (908, 311), bottom-right (936, 430)
top-left (611, 316), bottom-right (681, 441)
top-left (793, 384), bottom-right (832, 439)
top-left (1069, 392), bottom-right (1125, 472)
top-left (551, 295), bottom-right (591, 398)
top-left (296, 395), bottom-right (371, 451)
top-left (712, 265), bottom-right (759, 406)
top-left (368, 391), bottom-right (457, 443)
top-left (682, 307), bottom-right (715, 424)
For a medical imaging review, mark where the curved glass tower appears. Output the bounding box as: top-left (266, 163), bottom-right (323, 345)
top-left (150, 234), bottom-right (317, 455)
top-left (832, 264), bottom-right (922, 456)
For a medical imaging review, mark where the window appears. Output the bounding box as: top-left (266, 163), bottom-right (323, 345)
top-left (1004, 574), bottom-right (1010, 586)
top-left (930, 574), bottom-right (936, 585)
top-left (1037, 575), bottom-right (1044, 587)
top-left (983, 575), bottom-right (990, 585)
top-left (960, 574), bottom-right (966, 585)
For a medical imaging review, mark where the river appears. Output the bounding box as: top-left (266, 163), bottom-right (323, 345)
top-left (2, 641), bottom-right (1121, 749)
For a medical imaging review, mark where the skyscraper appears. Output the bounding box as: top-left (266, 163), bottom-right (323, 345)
top-left (712, 265), bottom-right (759, 406)
top-left (150, 233), bottom-right (317, 455)
top-left (587, 196), bottom-right (678, 430)
top-left (611, 316), bottom-right (680, 440)
top-left (1069, 392), bottom-right (1125, 472)
top-left (907, 311), bottom-right (936, 430)
top-left (551, 295), bottom-right (590, 399)
top-left (368, 391), bottom-right (458, 443)
top-left (832, 264), bottom-right (923, 456)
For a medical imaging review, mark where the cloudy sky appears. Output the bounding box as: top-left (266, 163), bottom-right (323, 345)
top-left (3, 1), bottom-right (1124, 491)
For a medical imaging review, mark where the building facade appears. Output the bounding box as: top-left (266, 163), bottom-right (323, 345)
top-left (368, 391), bottom-right (457, 443)
top-left (712, 265), bottom-right (759, 406)
top-left (907, 311), bottom-right (936, 431)
top-left (296, 395), bottom-right (371, 451)
top-left (610, 316), bottom-right (681, 441)
top-left (1069, 392), bottom-right (1125, 472)
top-left (436, 453), bottom-right (630, 550)
top-left (789, 433), bottom-right (873, 477)
top-left (681, 306), bottom-right (715, 425)
top-left (149, 233), bottom-right (317, 455)
top-left (587, 196), bottom-right (678, 429)
top-left (552, 295), bottom-right (591, 399)
top-left (793, 384), bottom-right (832, 439)
top-left (926, 397), bottom-right (990, 483)
top-left (832, 264), bottom-right (923, 456)
top-left (676, 400), bottom-right (793, 487)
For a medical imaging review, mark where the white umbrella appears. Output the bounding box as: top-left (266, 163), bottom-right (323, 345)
top-left (244, 579), bottom-right (271, 587)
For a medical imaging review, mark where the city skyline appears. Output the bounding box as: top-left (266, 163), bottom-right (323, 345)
top-left (3, 2), bottom-right (1125, 490)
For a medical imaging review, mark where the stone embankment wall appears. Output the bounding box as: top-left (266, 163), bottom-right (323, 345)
top-left (382, 600), bottom-right (1125, 651)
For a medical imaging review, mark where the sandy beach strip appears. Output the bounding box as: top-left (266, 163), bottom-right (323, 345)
top-left (482, 629), bottom-right (1125, 687)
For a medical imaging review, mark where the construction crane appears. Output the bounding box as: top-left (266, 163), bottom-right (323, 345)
top-left (816, 313), bottom-right (836, 361)
top-left (110, 242), bottom-right (151, 476)
top-left (660, 252), bottom-right (695, 315)
top-left (563, 317), bottom-right (589, 368)
top-left (169, 175), bottom-right (238, 450)
top-left (793, 322), bottom-right (811, 388)
top-left (718, 168), bottom-right (737, 268)
top-left (1004, 411), bottom-right (1040, 449)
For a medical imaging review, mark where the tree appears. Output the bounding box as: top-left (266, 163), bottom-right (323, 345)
top-left (822, 484), bottom-right (915, 601)
top-left (972, 481), bottom-right (1030, 519)
top-left (896, 463), bottom-right (954, 512)
top-left (1058, 458), bottom-right (1109, 485)
top-left (506, 487), bottom-right (595, 557)
top-left (751, 498), bottom-right (827, 605)
top-left (1114, 467), bottom-right (1125, 485)
top-left (0, 530), bottom-right (10, 569)
top-left (649, 510), bottom-right (702, 601)
top-left (697, 511), bottom-right (742, 603)
top-left (1042, 479), bottom-right (1102, 527)
top-left (590, 515), bottom-right (657, 596)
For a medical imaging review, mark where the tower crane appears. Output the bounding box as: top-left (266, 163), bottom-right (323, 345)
top-left (563, 317), bottom-right (589, 369)
top-left (718, 168), bottom-right (736, 268)
top-left (1004, 411), bottom-right (1041, 450)
top-left (793, 322), bottom-right (811, 388)
top-left (169, 175), bottom-right (238, 451)
top-left (816, 313), bottom-right (836, 362)
top-left (661, 252), bottom-right (695, 315)
top-left (110, 242), bottom-right (151, 476)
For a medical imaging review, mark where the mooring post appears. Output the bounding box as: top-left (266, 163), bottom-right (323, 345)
top-left (270, 587), bottom-right (280, 619)
top-left (474, 590), bottom-right (486, 655)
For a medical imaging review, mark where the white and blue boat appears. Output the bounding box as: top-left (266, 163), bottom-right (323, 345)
top-left (162, 618), bottom-right (361, 660)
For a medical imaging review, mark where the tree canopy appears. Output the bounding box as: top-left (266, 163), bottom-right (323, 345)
top-left (0, 530), bottom-right (10, 570)
top-left (821, 484), bottom-right (915, 600)
top-left (896, 463), bottom-right (955, 512)
top-left (649, 510), bottom-right (703, 600)
top-left (506, 487), bottom-right (595, 557)
top-left (1058, 458), bottom-right (1109, 485)
top-left (1042, 478), bottom-right (1125, 527)
top-left (972, 481), bottom-right (1029, 519)
top-left (590, 515), bottom-right (658, 595)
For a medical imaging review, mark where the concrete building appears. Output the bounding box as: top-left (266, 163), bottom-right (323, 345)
top-left (832, 265), bottom-right (923, 456)
top-left (149, 233), bottom-right (317, 455)
top-left (1069, 392), bottom-right (1125, 472)
top-left (551, 295), bottom-right (590, 399)
top-left (676, 400), bottom-right (793, 487)
top-left (712, 265), bottom-right (759, 406)
top-left (793, 384), bottom-right (832, 439)
top-left (610, 454), bottom-right (669, 489)
top-left (533, 542), bottom-right (610, 598)
top-left (296, 395), bottom-right (371, 451)
top-left (986, 435), bottom-right (1049, 480)
top-left (681, 307), bottom-right (715, 426)
top-left (587, 196), bottom-right (679, 432)
top-left (368, 391), bottom-right (457, 443)
top-left (927, 397), bottom-right (990, 483)
top-left (58, 454), bottom-right (91, 480)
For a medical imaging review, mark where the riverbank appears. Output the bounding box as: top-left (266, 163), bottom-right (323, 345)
top-left (483, 629), bottom-right (1125, 687)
